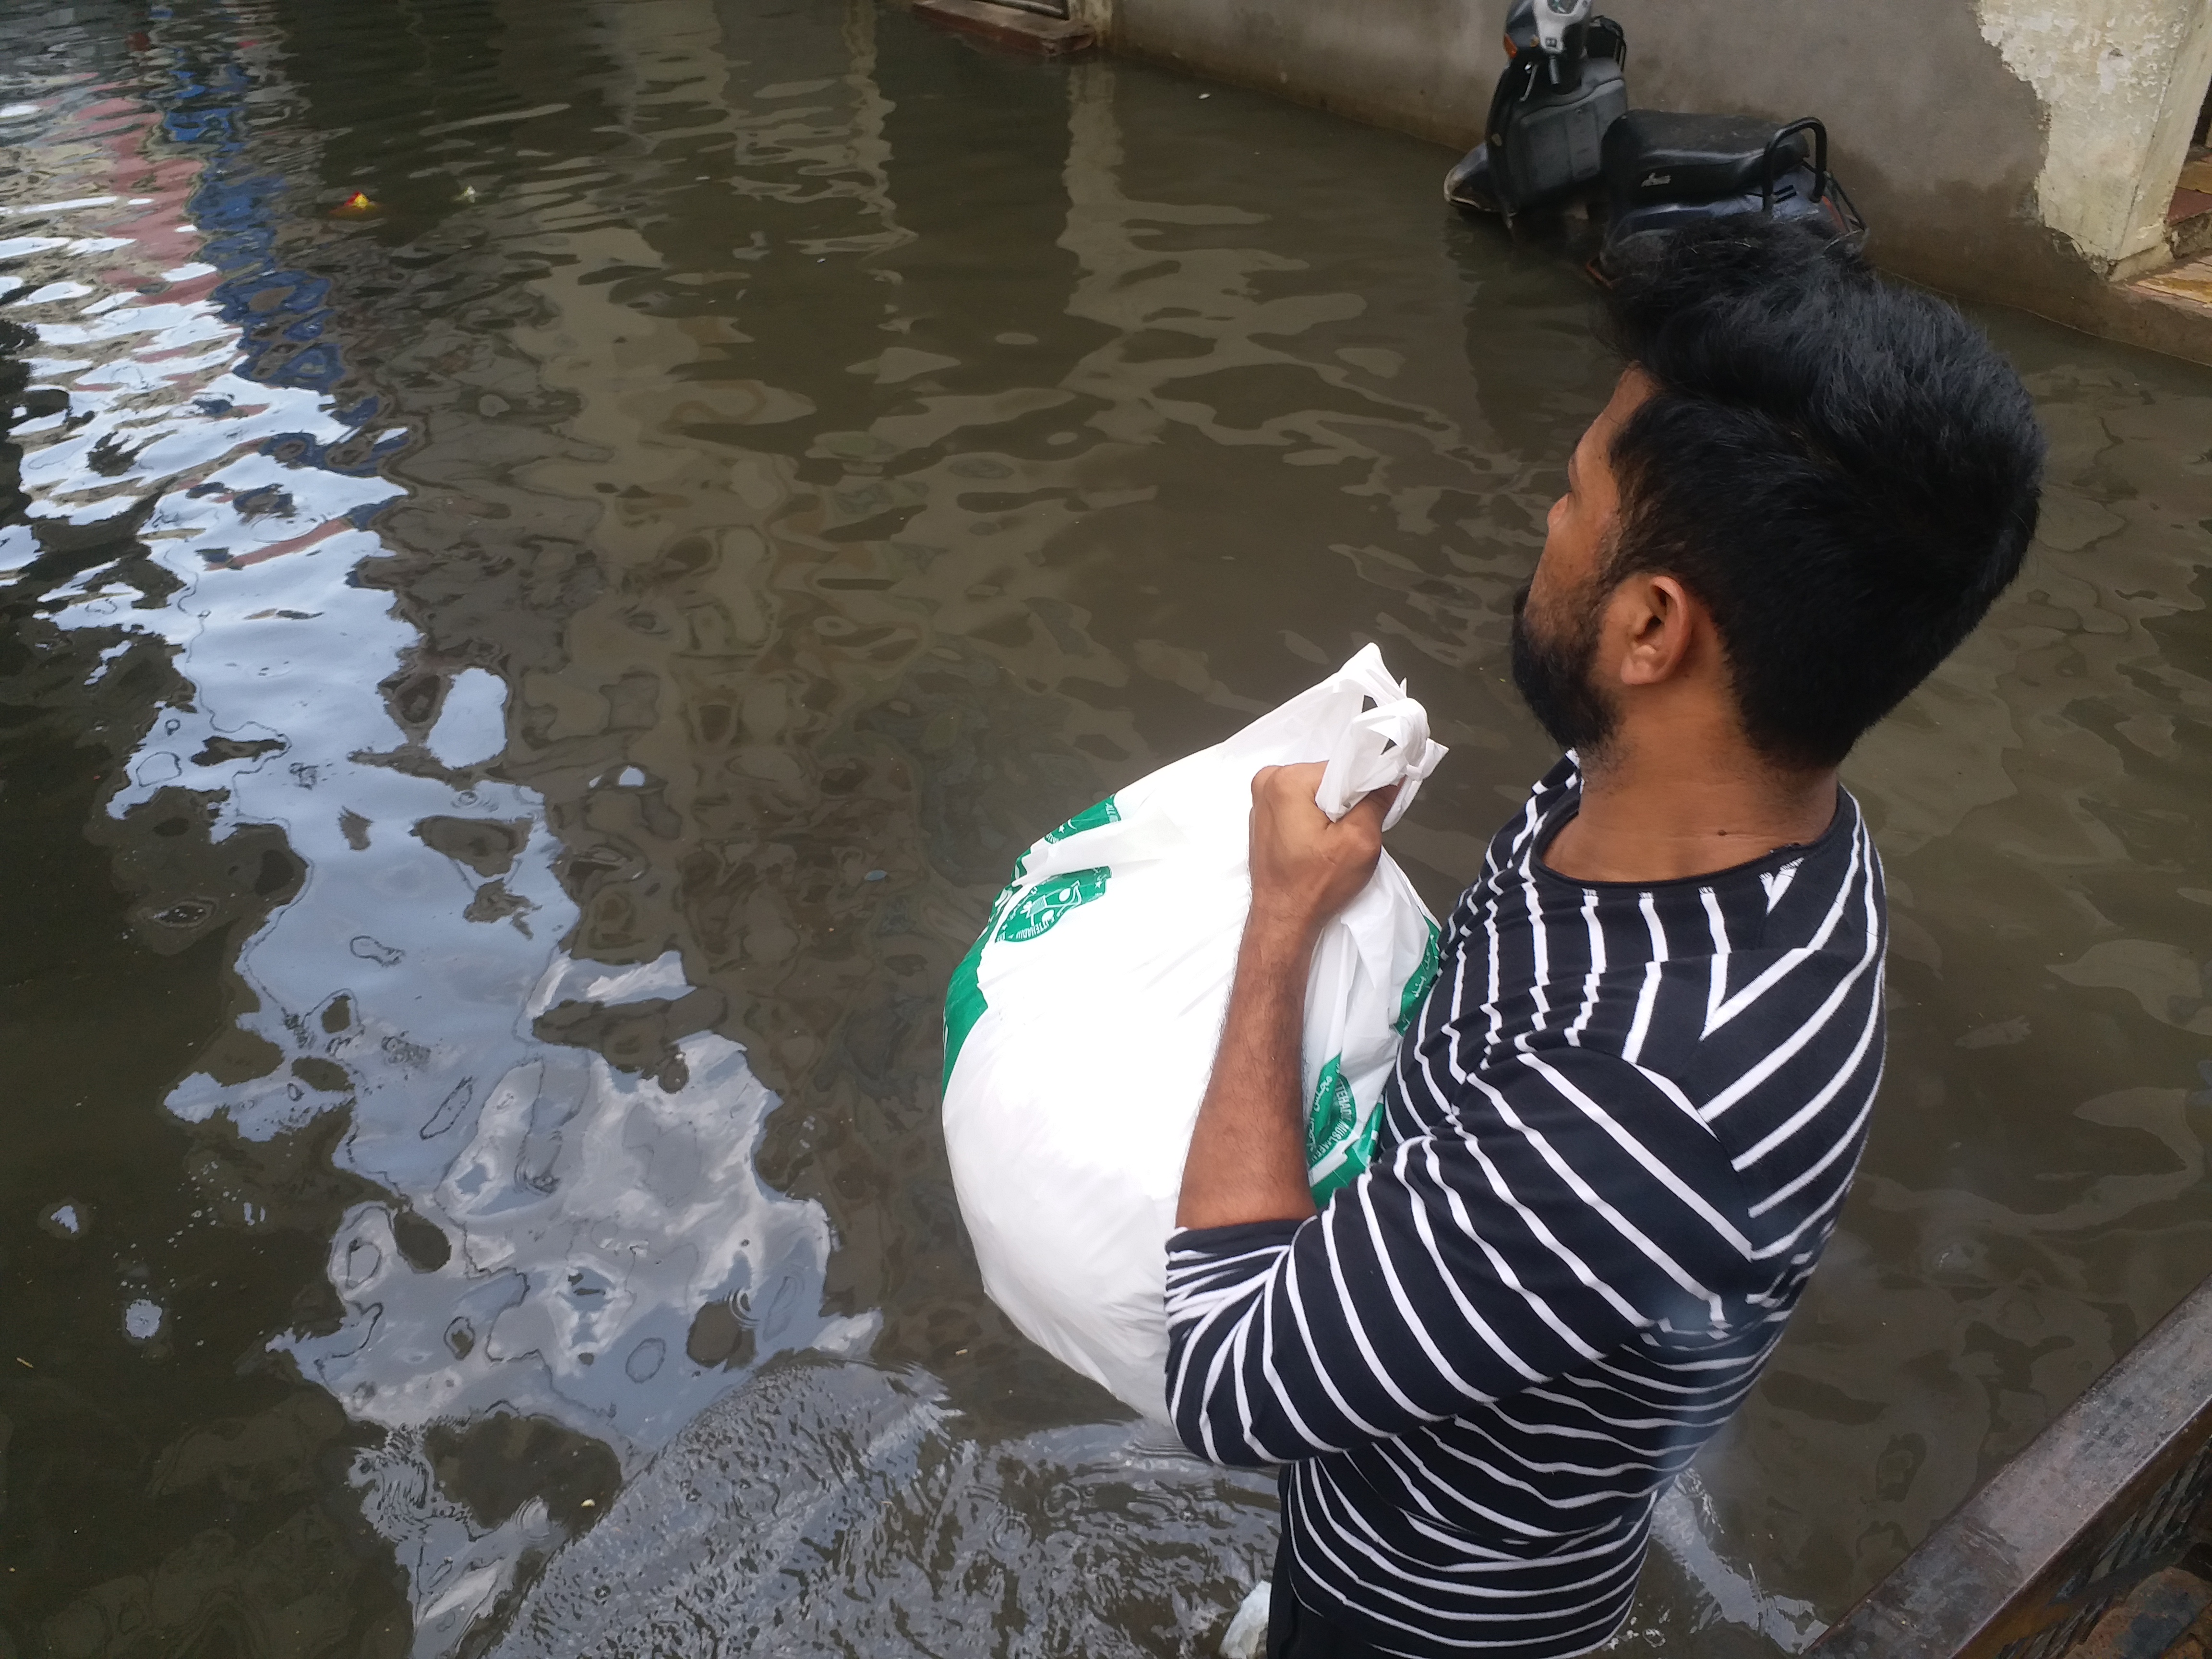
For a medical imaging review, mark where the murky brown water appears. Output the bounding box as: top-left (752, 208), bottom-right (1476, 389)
top-left (3, 1), bottom-right (2210, 1654)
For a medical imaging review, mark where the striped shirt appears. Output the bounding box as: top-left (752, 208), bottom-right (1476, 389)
top-left (1166, 756), bottom-right (1887, 1658)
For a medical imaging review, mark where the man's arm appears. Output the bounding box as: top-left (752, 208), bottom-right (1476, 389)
top-left (1175, 761), bottom-right (1395, 1230)
top-left (1167, 1047), bottom-right (1760, 1467)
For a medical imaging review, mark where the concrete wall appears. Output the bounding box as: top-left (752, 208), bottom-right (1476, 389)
top-left (1098, 0), bottom-right (2212, 349)
top-left (1976, 0), bottom-right (2212, 276)
top-left (1095, 0), bottom-right (1494, 151)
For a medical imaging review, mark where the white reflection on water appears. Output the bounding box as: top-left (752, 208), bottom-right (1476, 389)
top-left (7, 34), bottom-right (863, 1653)
top-left (490, 1354), bottom-right (1280, 1659)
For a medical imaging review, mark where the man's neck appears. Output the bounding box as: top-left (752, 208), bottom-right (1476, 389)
top-left (1543, 743), bottom-right (1839, 885)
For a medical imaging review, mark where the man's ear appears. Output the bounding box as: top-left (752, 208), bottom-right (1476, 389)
top-left (1612, 573), bottom-right (1699, 687)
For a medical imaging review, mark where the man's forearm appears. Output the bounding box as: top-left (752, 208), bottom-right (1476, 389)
top-left (1177, 761), bottom-right (1389, 1229)
top-left (1175, 915), bottom-right (1318, 1229)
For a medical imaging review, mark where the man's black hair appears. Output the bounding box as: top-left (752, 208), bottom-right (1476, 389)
top-left (1601, 216), bottom-right (2045, 769)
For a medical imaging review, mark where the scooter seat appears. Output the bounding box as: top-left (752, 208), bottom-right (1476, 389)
top-left (1602, 110), bottom-right (1809, 204)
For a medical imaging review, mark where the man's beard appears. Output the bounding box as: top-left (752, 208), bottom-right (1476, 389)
top-left (1509, 580), bottom-right (1618, 757)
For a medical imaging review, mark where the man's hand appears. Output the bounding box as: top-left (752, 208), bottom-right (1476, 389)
top-left (1246, 761), bottom-right (1396, 950)
top-left (1175, 766), bottom-right (1398, 1230)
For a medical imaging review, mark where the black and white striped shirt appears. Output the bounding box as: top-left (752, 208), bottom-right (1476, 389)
top-left (1166, 756), bottom-right (1887, 1658)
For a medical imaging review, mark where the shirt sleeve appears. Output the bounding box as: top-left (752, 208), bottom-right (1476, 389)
top-left (1163, 1044), bottom-right (1759, 1467)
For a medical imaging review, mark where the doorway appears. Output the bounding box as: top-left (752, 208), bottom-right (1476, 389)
top-left (2167, 77), bottom-right (2212, 260)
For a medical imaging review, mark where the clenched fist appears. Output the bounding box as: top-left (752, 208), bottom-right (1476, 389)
top-left (1245, 761), bottom-right (1396, 952)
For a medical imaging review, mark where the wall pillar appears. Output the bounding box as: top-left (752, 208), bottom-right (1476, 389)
top-left (1976, 0), bottom-right (2212, 277)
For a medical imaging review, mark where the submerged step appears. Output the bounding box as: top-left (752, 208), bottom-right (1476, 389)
top-left (909, 0), bottom-right (1097, 57)
top-left (2136, 254), bottom-right (2212, 315)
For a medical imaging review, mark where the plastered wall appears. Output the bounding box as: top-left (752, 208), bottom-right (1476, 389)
top-left (1974, 0), bottom-right (2212, 275)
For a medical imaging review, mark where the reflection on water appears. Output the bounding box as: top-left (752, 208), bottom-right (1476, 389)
top-left (487, 1355), bottom-right (1279, 1659)
top-left (1, 0), bottom-right (2209, 1656)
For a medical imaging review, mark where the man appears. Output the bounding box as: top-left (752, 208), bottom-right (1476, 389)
top-left (1166, 217), bottom-right (2045, 1659)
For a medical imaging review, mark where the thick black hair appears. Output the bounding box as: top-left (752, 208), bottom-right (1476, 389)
top-left (1601, 216), bottom-right (2045, 769)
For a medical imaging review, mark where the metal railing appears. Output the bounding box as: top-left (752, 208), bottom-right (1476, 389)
top-left (1810, 1272), bottom-right (2212, 1658)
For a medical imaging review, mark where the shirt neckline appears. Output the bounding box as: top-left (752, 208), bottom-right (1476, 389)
top-left (1528, 784), bottom-right (1851, 894)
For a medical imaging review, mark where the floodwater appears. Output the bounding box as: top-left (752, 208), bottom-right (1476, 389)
top-left (2, 0), bottom-right (2209, 1654)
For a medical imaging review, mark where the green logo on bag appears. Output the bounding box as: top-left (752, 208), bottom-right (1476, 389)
top-left (1306, 1055), bottom-right (1381, 1205)
top-left (1395, 920), bottom-right (1443, 1033)
top-left (997, 866), bottom-right (1110, 943)
top-left (944, 878), bottom-right (1023, 1088)
top-left (1306, 1058), bottom-right (1357, 1167)
top-left (941, 840), bottom-right (1119, 1089)
top-left (1045, 797), bottom-right (1120, 843)
top-left (943, 938), bottom-right (987, 1089)
top-left (943, 865), bottom-right (1114, 1088)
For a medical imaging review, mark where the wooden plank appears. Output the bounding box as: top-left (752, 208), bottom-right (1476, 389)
top-left (1811, 1274), bottom-right (2212, 1659)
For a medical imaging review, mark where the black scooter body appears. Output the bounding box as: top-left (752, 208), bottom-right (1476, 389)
top-left (1444, 1), bottom-right (1625, 219)
top-left (1598, 111), bottom-right (1863, 271)
top-left (1445, 5), bottom-right (1867, 264)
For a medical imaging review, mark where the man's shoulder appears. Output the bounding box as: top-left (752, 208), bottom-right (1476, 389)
top-left (1449, 755), bottom-right (1583, 922)
top-left (1638, 785), bottom-right (1884, 971)
top-left (1659, 809), bottom-right (1887, 1229)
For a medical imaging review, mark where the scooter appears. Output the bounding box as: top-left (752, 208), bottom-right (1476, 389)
top-left (1444, 0), bottom-right (1864, 271)
top-left (1443, 0), bottom-right (1626, 221)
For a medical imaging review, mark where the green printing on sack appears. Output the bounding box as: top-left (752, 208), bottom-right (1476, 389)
top-left (1045, 796), bottom-right (1120, 843)
top-left (1312, 1116), bottom-right (1380, 1207)
top-left (943, 937), bottom-right (988, 1091)
top-left (1305, 1055), bottom-right (1379, 1205)
top-left (1395, 920), bottom-right (1443, 1033)
top-left (942, 876), bottom-right (1024, 1089)
top-left (1305, 1058), bottom-right (1356, 1166)
top-left (997, 866), bottom-right (1109, 942)
top-left (942, 865), bottom-right (1113, 1087)
top-left (945, 801), bottom-right (1117, 1084)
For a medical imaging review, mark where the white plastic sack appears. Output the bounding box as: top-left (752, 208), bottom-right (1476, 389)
top-left (941, 646), bottom-right (1448, 1421)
